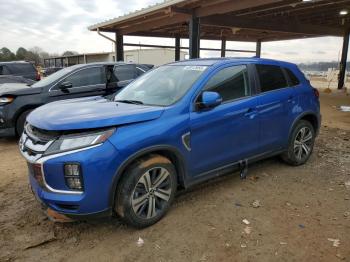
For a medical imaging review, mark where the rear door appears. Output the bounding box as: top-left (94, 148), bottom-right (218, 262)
top-left (255, 63), bottom-right (296, 152)
top-left (189, 64), bottom-right (260, 176)
top-left (48, 66), bottom-right (107, 100)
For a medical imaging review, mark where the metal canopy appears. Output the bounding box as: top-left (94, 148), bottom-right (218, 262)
top-left (89, 0), bottom-right (350, 89)
top-left (89, 0), bottom-right (350, 42)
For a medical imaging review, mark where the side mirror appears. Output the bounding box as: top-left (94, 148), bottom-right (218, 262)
top-left (117, 79), bottom-right (133, 88)
top-left (199, 91), bottom-right (222, 109)
top-left (59, 81), bottom-right (73, 90)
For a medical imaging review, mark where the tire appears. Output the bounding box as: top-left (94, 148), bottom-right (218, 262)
top-left (115, 154), bottom-right (177, 228)
top-left (282, 120), bottom-right (315, 166)
top-left (16, 110), bottom-right (32, 136)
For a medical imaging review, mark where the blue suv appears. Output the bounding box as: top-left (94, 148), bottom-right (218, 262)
top-left (19, 58), bottom-right (320, 228)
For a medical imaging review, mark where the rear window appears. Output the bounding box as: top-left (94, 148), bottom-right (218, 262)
top-left (285, 68), bottom-right (300, 86)
top-left (256, 64), bottom-right (288, 92)
top-left (7, 63), bottom-right (36, 74)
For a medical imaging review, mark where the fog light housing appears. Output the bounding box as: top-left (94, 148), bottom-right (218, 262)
top-left (64, 163), bottom-right (83, 191)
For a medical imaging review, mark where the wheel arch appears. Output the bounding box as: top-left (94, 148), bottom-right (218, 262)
top-left (109, 145), bottom-right (187, 208)
top-left (14, 105), bottom-right (42, 134)
top-left (289, 111), bottom-right (320, 139)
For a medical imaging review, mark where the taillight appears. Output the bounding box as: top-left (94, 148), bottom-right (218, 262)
top-left (313, 88), bottom-right (319, 98)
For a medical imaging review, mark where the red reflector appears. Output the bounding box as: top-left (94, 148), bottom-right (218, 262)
top-left (313, 88), bottom-right (319, 98)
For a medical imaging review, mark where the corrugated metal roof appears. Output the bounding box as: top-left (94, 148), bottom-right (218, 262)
top-left (88, 0), bottom-right (188, 30)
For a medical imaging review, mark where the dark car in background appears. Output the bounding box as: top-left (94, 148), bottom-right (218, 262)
top-left (0, 62), bottom-right (152, 136)
top-left (42, 67), bottom-right (63, 77)
top-left (0, 75), bottom-right (36, 85)
top-left (0, 61), bottom-right (40, 81)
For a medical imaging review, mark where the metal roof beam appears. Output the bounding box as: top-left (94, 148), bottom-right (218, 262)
top-left (201, 15), bottom-right (344, 36)
top-left (120, 13), bottom-right (190, 35)
top-left (195, 0), bottom-right (286, 17)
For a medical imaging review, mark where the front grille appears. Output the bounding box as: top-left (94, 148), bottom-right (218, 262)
top-left (25, 124), bottom-right (60, 143)
top-left (19, 124), bottom-right (56, 162)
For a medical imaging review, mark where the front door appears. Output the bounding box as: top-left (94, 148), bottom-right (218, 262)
top-left (48, 66), bottom-right (107, 101)
top-left (189, 64), bottom-right (259, 177)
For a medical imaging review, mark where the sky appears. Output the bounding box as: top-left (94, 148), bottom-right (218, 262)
top-left (0, 0), bottom-right (345, 64)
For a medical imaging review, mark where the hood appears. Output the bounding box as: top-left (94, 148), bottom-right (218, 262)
top-left (0, 83), bottom-right (41, 96)
top-left (27, 96), bottom-right (165, 131)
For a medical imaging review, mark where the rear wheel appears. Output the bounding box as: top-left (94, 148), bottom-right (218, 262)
top-left (115, 155), bottom-right (177, 228)
top-left (282, 120), bottom-right (315, 166)
top-left (16, 110), bottom-right (32, 136)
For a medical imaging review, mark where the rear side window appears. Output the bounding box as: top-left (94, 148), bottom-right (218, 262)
top-left (256, 64), bottom-right (288, 92)
top-left (63, 67), bottom-right (105, 87)
top-left (285, 68), bottom-right (300, 86)
top-left (0, 66), bottom-right (11, 75)
top-left (114, 65), bottom-right (136, 81)
top-left (8, 63), bottom-right (35, 74)
top-left (204, 65), bottom-right (250, 102)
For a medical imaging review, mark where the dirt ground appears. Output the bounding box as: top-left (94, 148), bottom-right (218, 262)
top-left (0, 91), bottom-right (349, 262)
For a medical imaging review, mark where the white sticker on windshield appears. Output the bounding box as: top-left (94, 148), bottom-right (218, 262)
top-left (184, 66), bottom-right (207, 71)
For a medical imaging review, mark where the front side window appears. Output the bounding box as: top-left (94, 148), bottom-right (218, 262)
top-left (115, 65), bottom-right (207, 106)
top-left (256, 64), bottom-right (288, 92)
top-left (203, 65), bottom-right (250, 102)
top-left (114, 65), bottom-right (136, 81)
top-left (62, 67), bottom-right (105, 88)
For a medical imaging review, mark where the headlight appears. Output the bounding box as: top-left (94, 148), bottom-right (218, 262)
top-left (0, 97), bottom-right (14, 105)
top-left (44, 128), bottom-right (115, 156)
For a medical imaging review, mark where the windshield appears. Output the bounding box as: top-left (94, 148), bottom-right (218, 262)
top-left (31, 66), bottom-right (76, 88)
top-left (114, 65), bottom-right (208, 106)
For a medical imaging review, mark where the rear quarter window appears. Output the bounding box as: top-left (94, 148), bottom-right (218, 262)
top-left (285, 68), bottom-right (301, 86)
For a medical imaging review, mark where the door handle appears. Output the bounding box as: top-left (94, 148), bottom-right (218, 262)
top-left (287, 96), bottom-right (294, 103)
top-left (244, 108), bottom-right (257, 117)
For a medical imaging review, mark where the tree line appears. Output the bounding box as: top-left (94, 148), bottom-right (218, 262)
top-left (0, 47), bottom-right (78, 66)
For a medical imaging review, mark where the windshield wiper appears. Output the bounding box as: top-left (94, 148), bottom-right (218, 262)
top-left (115, 99), bottom-right (144, 105)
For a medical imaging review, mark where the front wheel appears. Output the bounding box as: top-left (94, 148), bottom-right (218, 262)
top-left (282, 120), bottom-right (315, 166)
top-left (16, 110), bottom-right (32, 136)
top-left (115, 155), bottom-right (177, 228)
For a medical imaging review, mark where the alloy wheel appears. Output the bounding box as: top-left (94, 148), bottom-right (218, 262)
top-left (294, 127), bottom-right (313, 161)
top-left (131, 167), bottom-right (172, 219)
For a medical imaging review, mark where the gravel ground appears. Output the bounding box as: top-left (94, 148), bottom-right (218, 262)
top-left (0, 92), bottom-right (349, 262)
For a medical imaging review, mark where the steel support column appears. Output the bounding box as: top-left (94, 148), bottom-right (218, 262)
top-left (189, 16), bottom-right (200, 59)
top-left (256, 40), bottom-right (262, 58)
top-left (338, 30), bottom-right (350, 89)
top-left (221, 38), bottom-right (226, 57)
top-left (116, 33), bottom-right (124, 62)
top-left (175, 36), bottom-right (181, 61)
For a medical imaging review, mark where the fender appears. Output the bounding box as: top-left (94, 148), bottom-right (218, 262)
top-left (108, 144), bottom-right (188, 208)
top-left (288, 111), bottom-right (320, 140)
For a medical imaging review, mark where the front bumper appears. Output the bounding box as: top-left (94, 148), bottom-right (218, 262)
top-left (21, 137), bottom-right (123, 220)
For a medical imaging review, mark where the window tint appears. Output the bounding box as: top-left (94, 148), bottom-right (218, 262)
top-left (0, 66), bottom-right (11, 75)
top-left (63, 67), bottom-right (105, 87)
top-left (256, 64), bottom-right (288, 92)
top-left (114, 65), bottom-right (136, 81)
top-left (285, 68), bottom-right (300, 86)
top-left (203, 65), bottom-right (250, 102)
top-left (8, 63), bottom-right (35, 74)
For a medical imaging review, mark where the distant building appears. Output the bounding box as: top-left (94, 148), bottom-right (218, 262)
top-left (44, 49), bottom-right (187, 68)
